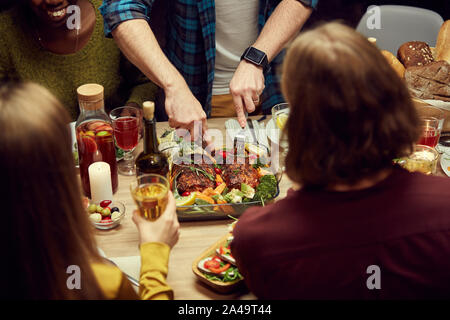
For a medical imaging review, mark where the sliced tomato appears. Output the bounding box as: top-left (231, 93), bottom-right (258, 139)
top-left (208, 263), bottom-right (231, 274)
top-left (220, 246), bottom-right (231, 256)
top-left (204, 259), bottom-right (220, 270)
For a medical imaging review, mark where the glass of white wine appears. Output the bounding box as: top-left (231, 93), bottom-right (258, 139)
top-left (271, 103), bottom-right (290, 171)
top-left (130, 174), bottom-right (169, 220)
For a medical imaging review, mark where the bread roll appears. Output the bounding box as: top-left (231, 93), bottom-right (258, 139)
top-left (436, 20), bottom-right (450, 63)
top-left (405, 61), bottom-right (450, 102)
top-left (381, 50), bottom-right (405, 78)
top-left (397, 41), bottom-right (434, 68)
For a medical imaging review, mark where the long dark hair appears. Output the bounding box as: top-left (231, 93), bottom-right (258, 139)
top-left (0, 81), bottom-right (104, 299)
top-left (281, 22), bottom-right (420, 188)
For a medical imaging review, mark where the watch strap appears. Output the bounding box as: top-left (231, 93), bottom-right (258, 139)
top-left (241, 47), bottom-right (269, 72)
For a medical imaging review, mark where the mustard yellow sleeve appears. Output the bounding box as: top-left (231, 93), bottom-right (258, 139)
top-left (139, 242), bottom-right (174, 300)
top-left (115, 273), bottom-right (141, 300)
top-left (91, 262), bottom-right (140, 300)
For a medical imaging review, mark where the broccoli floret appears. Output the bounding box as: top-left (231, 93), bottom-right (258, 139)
top-left (253, 174), bottom-right (277, 202)
top-left (224, 189), bottom-right (244, 203)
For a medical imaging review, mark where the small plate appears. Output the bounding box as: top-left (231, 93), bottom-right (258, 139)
top-left (192, 233), bottom-right (244, 294)
top-left (440, 154), bottom-right (450, 177)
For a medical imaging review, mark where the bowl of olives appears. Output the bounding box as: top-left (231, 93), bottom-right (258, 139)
top-left (87, 200), bottom-right (126, 230)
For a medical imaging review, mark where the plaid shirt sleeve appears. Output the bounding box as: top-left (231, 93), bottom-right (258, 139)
top-left (297, 0), bottom-right (319, 10)
top-left (99, 0), bottom-right (154, 37)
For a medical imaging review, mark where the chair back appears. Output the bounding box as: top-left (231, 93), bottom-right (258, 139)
top-left (356, 5), bottom-right (444, 54)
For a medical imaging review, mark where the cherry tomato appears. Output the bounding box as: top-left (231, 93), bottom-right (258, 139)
top-left (182, 191), bottom-right (191, 197)
top-left (100, 200), bottom-right (112, 208)
top-left (214, 167), bottom-right (222, 174)
top-left (101, 217), bottom-right (112, 223)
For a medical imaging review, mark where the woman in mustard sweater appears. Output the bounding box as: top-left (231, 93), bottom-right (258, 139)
top-left (0, 81), bottom-right (179, 299)
top-left (0, 0), bottom-right (157, 121)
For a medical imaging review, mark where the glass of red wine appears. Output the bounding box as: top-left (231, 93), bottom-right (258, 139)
top-left (110, 106), bottom-right (141, 176)
top-left (418, 117), bottom-right (440, 148)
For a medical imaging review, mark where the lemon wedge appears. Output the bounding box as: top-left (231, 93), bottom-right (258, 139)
top-left (276, 114), bottom-right (288, 130)
top-left (246, 143), bottom-right (268, 157)
top-left (175, 193), bottom-right (196, 206)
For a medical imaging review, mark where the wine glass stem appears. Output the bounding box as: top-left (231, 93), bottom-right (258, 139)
top-left (123, 150), bottom-right (134, 168)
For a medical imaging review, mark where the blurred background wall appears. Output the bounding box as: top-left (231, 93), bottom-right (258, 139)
top-left (304, 0), bottom-right (449, 30)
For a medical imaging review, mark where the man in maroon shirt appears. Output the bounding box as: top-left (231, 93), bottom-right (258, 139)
top-left (231, 23), bottom-right (450, 299)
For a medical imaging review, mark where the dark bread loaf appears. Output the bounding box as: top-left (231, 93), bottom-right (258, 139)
top-left (397, 41), bottom-right (434, 68)
top-left (404, 61), bottom-right (450, 102)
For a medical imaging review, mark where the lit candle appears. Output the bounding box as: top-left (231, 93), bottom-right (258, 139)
top-left (88, 161), bottom-right (113, 204)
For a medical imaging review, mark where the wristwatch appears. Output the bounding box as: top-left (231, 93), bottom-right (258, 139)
top-left (241, 47), bottom-right (269, 72)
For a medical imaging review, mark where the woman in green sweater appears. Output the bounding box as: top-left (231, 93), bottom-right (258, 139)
top-left (0, 0), bottom-right (157, 121)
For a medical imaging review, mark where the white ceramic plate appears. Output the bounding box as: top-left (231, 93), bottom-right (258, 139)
top-left (440, 153), bottom-right (450, 177)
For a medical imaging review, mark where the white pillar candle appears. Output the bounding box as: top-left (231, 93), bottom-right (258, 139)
top-left (88, 161), bottom-right (113, 204)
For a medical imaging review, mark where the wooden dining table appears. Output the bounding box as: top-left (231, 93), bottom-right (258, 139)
top-left (94, 116), bottom-right (294, 300)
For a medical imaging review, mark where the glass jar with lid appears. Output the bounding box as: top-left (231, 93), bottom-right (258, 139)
top-left (75, 84), bottom-right (118, 198)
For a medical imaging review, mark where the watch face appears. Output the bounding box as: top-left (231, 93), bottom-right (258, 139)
top-left (246, 48), bottom-right (264, 65)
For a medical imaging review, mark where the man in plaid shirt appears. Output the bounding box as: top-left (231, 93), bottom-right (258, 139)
top-left (100, 0), bottom-right (317, 136)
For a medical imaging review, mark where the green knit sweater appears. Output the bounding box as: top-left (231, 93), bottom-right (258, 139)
top-left (0, 0), bottom-right (157, 121)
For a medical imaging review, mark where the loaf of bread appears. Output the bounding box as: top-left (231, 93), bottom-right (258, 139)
top-left (397, 41), bottom-right (434, 68)
top-left (381, 50), bottom-right (405, 78)
top-left (435, 20), bottom-right (450, 63)
top-left (404, 61), bottom-right (450, 102)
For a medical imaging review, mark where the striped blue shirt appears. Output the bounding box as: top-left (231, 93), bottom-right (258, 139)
top-left (100, 0), bottom-right (318, 118)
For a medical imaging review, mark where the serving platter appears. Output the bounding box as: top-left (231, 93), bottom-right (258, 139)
top-left (176, 185), bottom-right (280, 221)
top-left (192, 232), bottom-right (245, 294)
top-left (160, 129), bottom-right (281, 221)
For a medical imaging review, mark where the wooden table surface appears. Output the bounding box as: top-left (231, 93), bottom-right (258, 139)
top-left (94, 116), bottom-right (293, 300)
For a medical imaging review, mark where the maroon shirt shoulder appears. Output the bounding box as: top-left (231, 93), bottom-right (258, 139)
top-left (231, 168), bottom-right (450, 299)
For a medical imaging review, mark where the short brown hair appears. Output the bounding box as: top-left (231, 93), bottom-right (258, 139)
top-left (281, 22), bottom-right (420, 188)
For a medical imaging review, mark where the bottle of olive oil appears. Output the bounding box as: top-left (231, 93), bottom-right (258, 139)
top-left (135, 101), bottom-right (169, 177)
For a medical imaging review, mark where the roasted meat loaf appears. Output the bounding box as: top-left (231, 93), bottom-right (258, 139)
top-left (172, 163), bottom-right (216, 194)
top-left (397, 41), bottom-right (434, 68)
top-left (404, 60), bottom-right (450, 102)
top-left (222, 164), bottom-right (259, 190)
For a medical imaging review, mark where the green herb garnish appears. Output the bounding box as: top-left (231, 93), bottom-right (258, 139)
top-left (252, 158), bottom-right (265, 169)
top-left (188, 166), bottom-right (216, 182)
